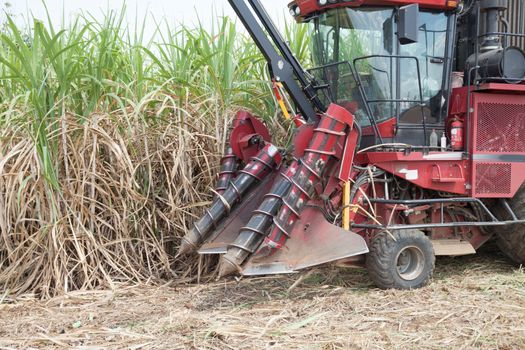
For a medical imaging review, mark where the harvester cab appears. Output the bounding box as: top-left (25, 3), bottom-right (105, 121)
top-left (179, 0), bottom-right (525, 289)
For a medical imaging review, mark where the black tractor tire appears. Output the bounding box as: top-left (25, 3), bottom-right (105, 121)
top-left (494, 185), bottom-right (525, 264)
top-left (366, 229), bottom-right (435, 290)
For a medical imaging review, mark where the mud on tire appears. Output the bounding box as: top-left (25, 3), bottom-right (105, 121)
top-left (494, 185), bottom-right (525, 264)
top-left (366, 229), bottom-right (435, 290)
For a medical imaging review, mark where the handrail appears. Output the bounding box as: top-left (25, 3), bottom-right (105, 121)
top-left (353, 55), bottom-right (427, 146)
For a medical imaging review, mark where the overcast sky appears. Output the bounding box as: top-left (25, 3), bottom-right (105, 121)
top-left (7, 0), bottom-right (290, 34)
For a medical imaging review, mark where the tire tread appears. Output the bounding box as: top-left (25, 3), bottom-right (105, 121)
top-left (496, 185), bottom-right (525, 264)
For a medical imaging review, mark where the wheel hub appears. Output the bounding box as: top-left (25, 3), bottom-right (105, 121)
top-left (395, 245), bottom-right (425, 281)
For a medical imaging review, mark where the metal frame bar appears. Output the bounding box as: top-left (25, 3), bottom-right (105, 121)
top-left (307, 61), bottom-right (378, 134)
top-left (479, 31), bottom-right (525, 39)
top-left (351, 197), bottom-right (524, 230)
top-left (441, 12), bottom-right (457, 122)
top-left (352, 219), bottom-right (525, 230)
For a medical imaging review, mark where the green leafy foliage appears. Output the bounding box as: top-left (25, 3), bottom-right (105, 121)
top-left (0, 6), bottom-right (310, 297)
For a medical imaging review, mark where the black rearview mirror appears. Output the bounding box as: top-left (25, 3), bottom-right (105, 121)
top-left (398, 4), bottom-right (419, 45)
top-left (383, 17), bottom-right (393, 54)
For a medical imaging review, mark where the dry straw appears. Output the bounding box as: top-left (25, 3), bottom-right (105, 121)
top-left (0, 7), bottom-right (310, 298)
top-left (0, 253), bottom-right (524, 349)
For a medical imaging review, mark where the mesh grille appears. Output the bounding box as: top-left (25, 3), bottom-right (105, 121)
top-left (476, 102), bottom-right (525, 153)
top-left (475, 163), bottom-right (512, 195)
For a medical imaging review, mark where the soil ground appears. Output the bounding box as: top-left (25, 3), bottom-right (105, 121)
top-left (1, 247), bottom-right (524, 350)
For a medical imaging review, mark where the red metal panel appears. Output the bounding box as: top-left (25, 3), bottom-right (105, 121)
top-left (448, 84), bottom-right (525, 117)
top-left (357, 151), bottom-right (470, 195)
top-left (474, 163), bottom-right (512, 196)
top-left (361, 116), bottom-right (397, 138)
top-left (448, 87), bottom-right (470, 115)
top-left (475, 101), bottom-right (525, 153)
top-left (470, 92), bottom-right (525, 198)
top-left (365, 0), bottom-right (452, 9)
top-left (471, 162), bottom-right (525, 198)
top-left (470, 92), bottom-right (525, 155)
top-left (475, 83), bottom-right (525, 93)
top-left (242, 207), bottom-right (369, 276)
top-left (292, 0), bottom-right (454, 20)
top-left (338, 128), bottom-right (359, 180)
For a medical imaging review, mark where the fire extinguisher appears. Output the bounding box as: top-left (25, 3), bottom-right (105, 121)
top-left (450, 118), bottom-right (464, 151)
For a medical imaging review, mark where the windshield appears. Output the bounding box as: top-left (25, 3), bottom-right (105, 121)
top-left (310, 8), bottom-right (395, 126)
top-left (309, 7), bottom-right (450, 127)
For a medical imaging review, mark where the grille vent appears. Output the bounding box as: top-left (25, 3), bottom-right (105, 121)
top-left (476, 102), bottom-right (525, 153)
top-left (474, 163), bottom-right (512, 195)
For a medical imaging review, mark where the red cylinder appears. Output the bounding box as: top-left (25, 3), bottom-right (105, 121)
top-left (450, 119), bottom-right (464, 151)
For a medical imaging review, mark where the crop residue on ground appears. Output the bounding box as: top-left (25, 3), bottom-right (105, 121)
top-left (1, 248), bottom-right (524, 350)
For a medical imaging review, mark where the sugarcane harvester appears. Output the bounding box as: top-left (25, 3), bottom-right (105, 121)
top-left (179, 0), bottom-right (525, 289)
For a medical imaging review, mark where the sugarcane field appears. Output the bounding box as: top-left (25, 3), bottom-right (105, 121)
top-left (1, 0), bottom-right (525, 349)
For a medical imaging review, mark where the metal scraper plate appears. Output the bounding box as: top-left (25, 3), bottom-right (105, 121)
top-left (242, 207), bottom-right (369, 276)
top-left (198, 172), bottom-right (277, 255)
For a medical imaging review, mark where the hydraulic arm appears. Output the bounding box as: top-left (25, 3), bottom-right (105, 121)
top-left (228, 0), bottom-right (325, 120)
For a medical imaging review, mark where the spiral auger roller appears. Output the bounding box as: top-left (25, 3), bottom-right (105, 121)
top-left (179, 102), bottom-right (370, 277)
top-left (177, 110), bottom-right (278, 257)
top-left (178, 142), bottom-right (282, 256)
top-left (217, 160), bottom-right (299, 276)
top-left (213, 115), bottom-right (245, 198)
top-left (218, 104), bottom-right (361, 276)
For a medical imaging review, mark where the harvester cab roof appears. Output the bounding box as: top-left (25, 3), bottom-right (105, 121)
top-left (179, 0), bottom-right (525, 290)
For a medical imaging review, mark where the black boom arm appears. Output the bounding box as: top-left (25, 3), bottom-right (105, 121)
top-left (228, 0), bottom-right (324, 121)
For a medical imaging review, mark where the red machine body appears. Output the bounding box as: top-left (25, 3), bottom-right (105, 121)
top-left (451, 84), bottom-right (525, 198)
top-left (291, 0), bottom-right (457, 18)
top-left (181, 0), bottom-right (525, 290)
top-left (351, 84), bottom-right (525, 199)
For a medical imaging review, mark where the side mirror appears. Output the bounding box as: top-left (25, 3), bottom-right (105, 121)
top-left (383, 17), bottom-right (393, 54)
top-left (398, 4), bottom-right (419, 45)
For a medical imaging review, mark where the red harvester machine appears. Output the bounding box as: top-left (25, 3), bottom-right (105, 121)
top-left (179, 0), bottom-right (525, 289)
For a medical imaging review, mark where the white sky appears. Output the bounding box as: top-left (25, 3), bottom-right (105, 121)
top-left (7, 0), bottom-right (291, 34)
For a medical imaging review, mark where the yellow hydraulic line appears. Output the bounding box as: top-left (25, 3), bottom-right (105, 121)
top-left (342, 181), bottom-right (351, 230)
top-left (277, 97), bottom-right (292, 121)
top-left (273, 82), bottom-right (292, 121)
top-left (277, 82), bottom-right (295, 117)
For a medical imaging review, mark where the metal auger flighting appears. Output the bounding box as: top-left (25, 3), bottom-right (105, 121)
top-left (264, 104), bottom-right (354, 249)
top-left (217, 160), bottom-right (299, 277)
top-left (213, 115), bottom-right (245, 197)
top-left (219, 104), bottom-right (356, 276)
top-left (178, 143), bottom-right (283, 256)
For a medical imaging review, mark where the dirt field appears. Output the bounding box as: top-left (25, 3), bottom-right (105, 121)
top-left (1, 247), bottom-right (524, 350)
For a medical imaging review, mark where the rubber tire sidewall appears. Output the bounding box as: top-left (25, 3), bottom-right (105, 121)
top-left (494, 184), bottom-right (525, 264)
top-left (366, 229), bottom-right (436, 290)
